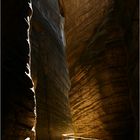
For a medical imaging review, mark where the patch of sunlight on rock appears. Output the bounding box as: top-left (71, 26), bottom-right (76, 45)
top-left (65, 138), bottom-right (75, 140)
top-left (25, 137), bottom-right (30, 140)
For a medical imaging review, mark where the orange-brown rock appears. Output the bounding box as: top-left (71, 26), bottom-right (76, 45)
top-left (2, 0), bottom-right (138, 140)
top-left (63, 0), bottom-right (139, 139)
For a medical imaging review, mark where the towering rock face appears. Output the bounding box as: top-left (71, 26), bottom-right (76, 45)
top-left (63, 0), bottom-right (113, 68)
top-left (31, 0), bottom-right (73, 139)
top-left (62, 0), bottom-right (139, 139)
top-left (2, 0), bottom-right (138, 139)
top-left (2, 0), bottom-right (36, 139)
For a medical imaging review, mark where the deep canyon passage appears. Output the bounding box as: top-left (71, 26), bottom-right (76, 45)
top-left (2, 0), bottom-right (139, 140)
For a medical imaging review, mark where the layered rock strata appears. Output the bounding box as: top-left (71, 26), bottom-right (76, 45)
top-left (63, 0), bottom-right (139, 139)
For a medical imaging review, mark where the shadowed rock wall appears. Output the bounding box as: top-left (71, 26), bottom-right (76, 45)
top-left (126, 2), bottom-right (139, 139)
top-left (2, 0), bottom-right (36, 139)
top-left (31, 1), bottom-right (73, 139)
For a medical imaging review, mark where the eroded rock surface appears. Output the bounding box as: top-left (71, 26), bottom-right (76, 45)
top-left (31, 0), bottom-right (73, 139)
top-left (63, 0), bottom-right (139, 139)
top-left (2, 0), bottom-right (138, 139)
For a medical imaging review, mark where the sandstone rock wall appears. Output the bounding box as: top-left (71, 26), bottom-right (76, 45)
top-left (63, 0), bottom-right (139, 139)
top-left (31, 1), bottom-right (73, 139)
top-left (2, 0), bottom-right (138, 139)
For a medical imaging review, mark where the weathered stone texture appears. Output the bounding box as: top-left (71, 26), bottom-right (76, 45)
top-left (2, 0), bottom-right (138, 139)
top-left (63, 0), bottom-right (139, 139)
top-left (31, 1), bottom-right (73, 139)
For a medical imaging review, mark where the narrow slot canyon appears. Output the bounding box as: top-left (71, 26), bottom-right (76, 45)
top-left (2, 0), bottom-right (139, 140)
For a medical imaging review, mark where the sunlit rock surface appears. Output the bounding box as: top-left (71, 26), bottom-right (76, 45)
top-left (63, 0), bottom-right (139, 139)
